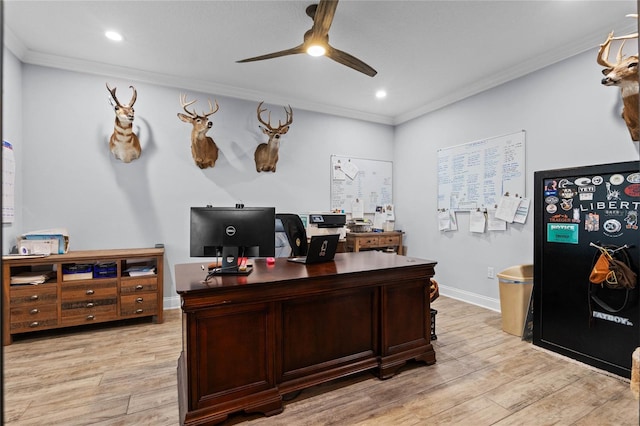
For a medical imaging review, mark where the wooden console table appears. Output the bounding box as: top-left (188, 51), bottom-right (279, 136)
top-left (2, 247), bottom-right (163, 345)
top-left (175, 251), bottom-right (436, 425)
top-left (345, 231), bottom-right (404, 254)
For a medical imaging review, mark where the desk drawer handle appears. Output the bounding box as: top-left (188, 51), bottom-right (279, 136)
top-left (86, 289), bottom-right (95, 295)
top-left (86, 315), bottom-right (95, 321)
top-left (136, 297), bottom-right (144, 303)
top-left (135, 285), bottom-right (144, 290)
top-left (86, 302), bottom-right (94, 308)
top-left (135, 309), bottom-right (144, 314)
top-left (29, 321), bottom-right (39, 328)
top-left (30, 308), bottom-right (39, 315)
top-left (30, 295), bottom-right (39, 301)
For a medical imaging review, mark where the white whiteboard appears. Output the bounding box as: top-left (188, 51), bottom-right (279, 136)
top-left (330, 155), bottom-right (393, 213)
top-left (437, 131), bottom-right (526, 211)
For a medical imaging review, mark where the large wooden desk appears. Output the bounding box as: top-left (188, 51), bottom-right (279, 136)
top-left (175, 251), bottom-right (437, 425)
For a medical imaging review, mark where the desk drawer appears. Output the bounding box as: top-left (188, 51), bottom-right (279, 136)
top-left (358, 236), bottom-right (380, 248)
top-left (379, 236), bottom-right (401, 246)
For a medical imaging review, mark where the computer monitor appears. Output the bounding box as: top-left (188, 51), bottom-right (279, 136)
top-left (190, 206), bottom-right (276, 273)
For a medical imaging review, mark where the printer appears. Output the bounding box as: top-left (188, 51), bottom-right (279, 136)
top-left (306, 213), bottom-right (347, 239)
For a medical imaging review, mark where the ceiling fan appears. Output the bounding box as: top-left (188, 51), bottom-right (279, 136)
top-left (236, 0), bottom-right (377, 77)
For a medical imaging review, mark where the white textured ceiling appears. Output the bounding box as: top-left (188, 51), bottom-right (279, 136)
top-left (4, 0), bottom-right (638, 125)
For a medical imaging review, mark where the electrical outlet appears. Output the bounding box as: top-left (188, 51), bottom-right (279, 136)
top-left (487, 267), bottom-right (495, 279)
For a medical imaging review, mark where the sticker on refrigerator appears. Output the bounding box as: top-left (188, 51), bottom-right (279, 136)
top-left (624, 211), bottom-right (638, 230)
top-left (547, 223), bottom-right (579, 244)
top-left (585, 213), bottom-right (599, 231)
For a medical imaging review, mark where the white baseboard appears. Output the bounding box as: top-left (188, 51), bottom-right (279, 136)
top-left (439, 284), bottom-right (501, 312)
top-left (163, 295), bottom-right (181, 310)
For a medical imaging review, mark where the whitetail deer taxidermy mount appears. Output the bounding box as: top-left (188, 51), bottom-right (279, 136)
top-left (254, 101), bottom-right (293, 173)
top-left (106, 83), bottom-right (141, 163)
top-left (177, 94), bottom-right (220, 169)
top-left (597, 18), bottom-right (639, 142)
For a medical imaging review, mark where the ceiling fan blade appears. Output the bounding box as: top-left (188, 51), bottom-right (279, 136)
top-left (237, 44), bottom-right (305, 63)
top-left (326, 45), bottom-right (377, 77)
top-left (311, 0), bottom-right (338, 37)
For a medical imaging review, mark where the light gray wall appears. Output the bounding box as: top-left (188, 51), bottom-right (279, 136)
top-left (4, 44), bottom-right (639, 312)
top-left (4, 64), bottom-right (394, 307)
top-left (2, 48), bottom-right (23, 254)
top-left (394, 47), bottom-right (639, 310)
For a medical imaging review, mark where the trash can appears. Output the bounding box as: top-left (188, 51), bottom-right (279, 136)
top-left (497, 264), bottom-right (534, 336)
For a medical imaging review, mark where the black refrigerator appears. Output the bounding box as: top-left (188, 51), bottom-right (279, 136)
top-left (533, 161), bottom-right (639, 378)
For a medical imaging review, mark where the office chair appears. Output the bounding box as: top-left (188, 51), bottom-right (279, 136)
top-left (276, 213), bottom-right (308, 256)
top-left (275, 218), bottom-right (292, 258)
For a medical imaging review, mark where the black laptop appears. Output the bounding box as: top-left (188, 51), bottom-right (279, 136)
top-left (287, 234), bottom-right (340, 264)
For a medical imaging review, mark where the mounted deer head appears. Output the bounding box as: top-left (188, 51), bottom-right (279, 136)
top-left (597, 21), bottom-right (639, 141)
top-left (177, 94), bottom-right (220, 169)
top-left (254, 101), bottom-right (293, 173)
top-left (106, 83), bottom-right (141, 163)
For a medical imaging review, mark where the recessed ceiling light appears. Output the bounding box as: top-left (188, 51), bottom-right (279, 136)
top-left (375, 90), bottom-right (387, 99)
top-left (105, 31), bottom-right (123, 42)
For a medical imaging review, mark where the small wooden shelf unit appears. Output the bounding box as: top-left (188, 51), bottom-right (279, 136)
top-left (2, 247), bottom-right (164, 346)
top-left (345, 231), bottom-right (404, 255)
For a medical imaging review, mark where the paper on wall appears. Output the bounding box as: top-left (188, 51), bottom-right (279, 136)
top-left (470, 210), bottom-right (486, 233)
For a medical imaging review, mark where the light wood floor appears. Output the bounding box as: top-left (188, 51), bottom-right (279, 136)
top-left (4, 296), bottom-right (639, 425)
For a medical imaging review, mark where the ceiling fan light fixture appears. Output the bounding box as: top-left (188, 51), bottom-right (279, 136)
top-left (104, 30), bottom-right (123, 42)
top-left (306, 44), bottom-right (326, 57)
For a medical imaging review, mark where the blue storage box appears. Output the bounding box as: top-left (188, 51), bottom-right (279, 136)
top-left (93, 262), bottom-right (117, 278)
top-left (62, 263), bottom-right (93, 281)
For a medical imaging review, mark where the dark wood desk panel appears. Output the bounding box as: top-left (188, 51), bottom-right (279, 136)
top-left (176, 251), bottom-right (437, 425)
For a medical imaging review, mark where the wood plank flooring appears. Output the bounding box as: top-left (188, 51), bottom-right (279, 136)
top-left (4, 296), bottom-right (639, 425)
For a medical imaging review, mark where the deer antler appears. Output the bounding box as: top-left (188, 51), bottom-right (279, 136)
top-left (180, 94), bottom-right (198, 117)
top-left (256, 101), bottom-right (293, 131)
top-left (106, 83), bottom-right (137, 107)
top-left (203, 99), bottom-right (219, 117)
top-left (180, 94), bottom-right (219, 118)
top-left (106, 83), bottom-right (121, 107)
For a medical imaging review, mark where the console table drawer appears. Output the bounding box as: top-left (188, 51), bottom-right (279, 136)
top-left (60, 306), bottom-right (118, 325)
top-left (120, 293), bottom-right (158, 317)
top-left (10, 304), bottom-right (58, 332)
top-left (62, 280), bottom-right (117, 301)
top-left (358, 236), bottom-right (380, 248)
top-left (10, 285), bottom-right (58, 306)
top-left (120, 277), bottom-right (158, 294)
top-left (379, 236), bottom-right (401, 246)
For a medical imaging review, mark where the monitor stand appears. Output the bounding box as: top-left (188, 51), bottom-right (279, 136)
top-left (207, 247), bottom-right (253, 276)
